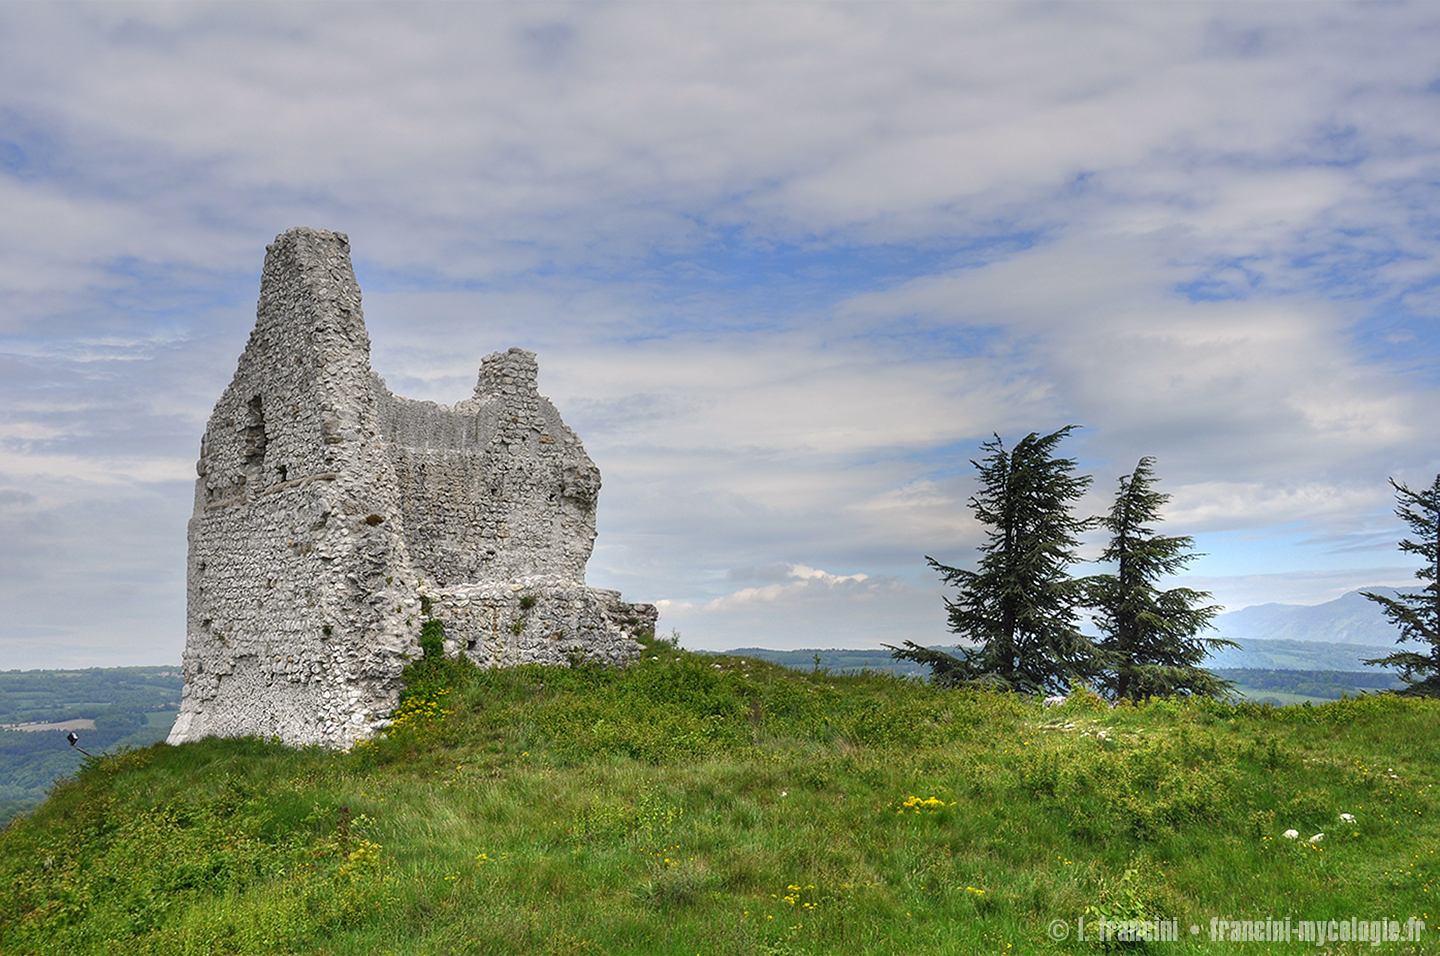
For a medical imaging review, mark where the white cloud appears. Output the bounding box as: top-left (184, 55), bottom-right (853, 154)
top-left (688, 564), bottom-right (872, 612)
top-left (1179, 567), bottom-right (1423, 614)
top-left (1, 5), bottom-right (1440, 661)
top-left (656, 564), bottom-right (948, 651)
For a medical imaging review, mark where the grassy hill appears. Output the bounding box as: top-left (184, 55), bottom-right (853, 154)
top-left (1, 639), bottom-right (1437, 954)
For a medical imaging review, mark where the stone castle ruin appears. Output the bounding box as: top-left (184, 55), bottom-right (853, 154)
top-left (168, 227), bottom-right (655, 748)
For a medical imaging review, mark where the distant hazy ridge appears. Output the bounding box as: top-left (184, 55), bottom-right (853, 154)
top-left (1203, 588), bottom-right (1400, 670)
top-left (1212, 588), bottom-right (1401, 645)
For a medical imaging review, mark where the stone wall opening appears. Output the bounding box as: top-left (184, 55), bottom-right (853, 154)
top-left (243, 395), bottom-right (267, 471)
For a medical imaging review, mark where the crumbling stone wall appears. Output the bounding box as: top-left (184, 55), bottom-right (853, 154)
top-left (168, 227), bottom-right (654, 749)
top-left (373, 346), bottom-right (600, 586)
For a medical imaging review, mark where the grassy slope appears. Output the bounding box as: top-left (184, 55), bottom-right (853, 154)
top-left (0, 712), bottom-right (179, 822)
top-left (1, 640), bottom-right (1438, 955)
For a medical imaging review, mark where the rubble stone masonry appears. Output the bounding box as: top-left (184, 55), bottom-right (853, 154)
top-left (168, 227), bottom-right (655, 748)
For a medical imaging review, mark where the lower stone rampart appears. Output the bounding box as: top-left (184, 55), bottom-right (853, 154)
top-left (427, 576), bottom-right (657, 669)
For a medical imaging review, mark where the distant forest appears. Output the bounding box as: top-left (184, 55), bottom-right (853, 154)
top-left (721, 649), bottom-right (1405, 704)
top-left (0, 667), bottom-right (182, 821)
top-left (1212, 668), bottom-right (1403, 705)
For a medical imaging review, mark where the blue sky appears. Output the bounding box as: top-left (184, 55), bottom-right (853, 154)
top-left (2, 3), bottom-right (1439, 668)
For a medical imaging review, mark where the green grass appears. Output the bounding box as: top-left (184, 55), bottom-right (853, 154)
top-left (1, 641), bottom-right (1438, 954)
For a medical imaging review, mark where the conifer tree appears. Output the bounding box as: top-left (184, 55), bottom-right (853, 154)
top-left (1085, 457), bottom-right (1232, 700)
top-left (1363, 475), bottom-right (1440, 698)
top-left (891, 426), bottom-right (1096, 694)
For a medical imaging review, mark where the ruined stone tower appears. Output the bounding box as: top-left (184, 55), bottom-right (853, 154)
top-left (168, 227), bottom-right (655, 748)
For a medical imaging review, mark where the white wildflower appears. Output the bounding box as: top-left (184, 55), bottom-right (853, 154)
top-left (1309, 833), bottom-right (1324, 843)
top-left (1283, 829), bottom-right (1299, 839)
top-left (1340, 813), bottom-right (1355, 824)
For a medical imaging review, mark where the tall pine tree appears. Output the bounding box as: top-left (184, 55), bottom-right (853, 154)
top-left (892, 426), bottom-right (1096, 694)
top-left (1363, 475), bottom-right (1440, 698)
top-left (1085, 457), bottom-right (1231, 700)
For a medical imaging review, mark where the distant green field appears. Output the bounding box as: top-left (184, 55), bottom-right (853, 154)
top-left (1215, 668), bottom-right (1405, 706)
top-left (0, 666), bottom-right (182, 724)
top-left (0, 667), bottom-right (182, 820)
top-left (718, 647), bottom-right (931, 677)
top-left (1229, 686), bottom-right (1336, 706)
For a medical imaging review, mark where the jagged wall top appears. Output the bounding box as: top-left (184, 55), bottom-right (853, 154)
top-left (198, 228), bottom-right (383, 511)
top-left (198, 227), bottom-right (599, 585)
top-left (373, 346), bottom-right (600, 585)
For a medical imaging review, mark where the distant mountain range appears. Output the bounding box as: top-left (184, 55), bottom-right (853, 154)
top-left (1211, 587), bottom-right (1403, 646)
top-left (1206, 588), bottom-right (1404, 671)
